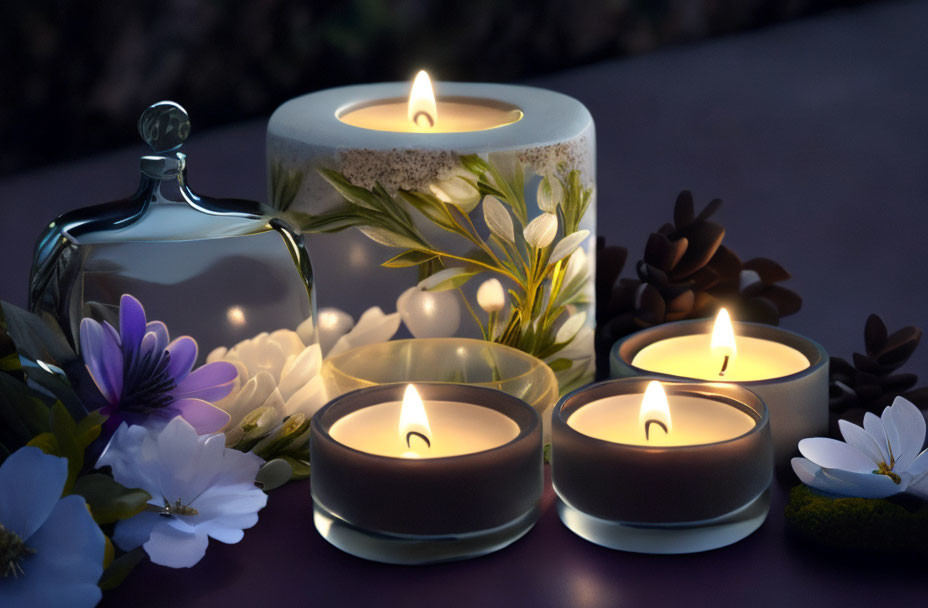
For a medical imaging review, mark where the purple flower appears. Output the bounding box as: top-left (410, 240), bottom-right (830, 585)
top-left (80, 294), bottom-right (234, 435)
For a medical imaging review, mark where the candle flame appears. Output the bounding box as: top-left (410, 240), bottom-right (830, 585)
top-left (398, 384), bottom-right (432, 456)
top-left (408, 70), bottom-right (438, 129)
top-left (638, 381), bottom-right (672, 440)
top-left (711, 308), bottom-right (737, 355)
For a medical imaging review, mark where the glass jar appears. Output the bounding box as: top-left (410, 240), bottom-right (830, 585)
top-left (29, 101), bottom-right (316, 359)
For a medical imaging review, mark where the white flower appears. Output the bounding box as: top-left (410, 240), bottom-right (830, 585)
top-left (792, 397), bottom-right (928, 499)
top-left (208, 330), bottom-right (326, 426)
top-left (549, 230), bottom-right (590, 265)
top-left (396, 286), bottom-right (461, 338)
top-left (327, 306), bottom-right (402, 357)
top-left (0, 447), bottom-right (105, 608)
top-left (100, 418), bottom-right (268, 568)
top-left (523, 213), bottom-right (558, 249)
top-left (430, 176), bottom-right (481, 213)
top-left (476, 279), bottom-right (506, 313)
top-left (536, 175), bottom-right (564, 213)
top-left (483, 195), bottom-right (515, 243)
top-left (555, 311), bottom-right (587, 344)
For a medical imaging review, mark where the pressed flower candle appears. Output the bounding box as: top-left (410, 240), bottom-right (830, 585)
top-left (267, 72), bottom-right (596, 392)
top-left (310, 383), bottom-right (543, 564)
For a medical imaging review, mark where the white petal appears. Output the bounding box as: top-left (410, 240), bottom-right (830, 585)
top-left (862, 412), bottom-right (890, 463)
top-left (278, 344), bottom-right (323, 401)
top-left (883, 396), bottom-right (926, 471)
top-left (556, 311), bottom-right (587, 344)
top-left (315, 308), bottom-right (354, 357)
top-left (328, 307), bottom-right (401, 357)
top-left (430, 177), bottom-right (480, 212)
top-left (483, 195), bottom-right (515, 243)
top-left (821, 467), bottom-right (906, 498)
top-left (563, 246), bottom-right (590, 285)
top-left (797, 437), bottom-right (876, 473)
top-left (296, 314), bottom-right (318, 348)
top-left (523, 213), bottom-right (558, 249)
top-left (143, 521), bottom-right (209, 568)
top-left (418, 267), bottom-right (475, 292)
top-left (0, 447), bottom-right (68, 540)
top-left (285, 375), bottom-right (329, 417)
top-left (791, 457), bottom-right (819, 486)
top-left (838, 420), bottom-right (884, 465)
top-left (155, 418), bottom-right (220, 504)
top-left (268, 329), bottom-right (305, 358)
top-left (536, 174), bottom-right (564, 213)
top-left (112, 511), bottom-right (162, 551)
top-left (549, 230), bottom-right (590, 265)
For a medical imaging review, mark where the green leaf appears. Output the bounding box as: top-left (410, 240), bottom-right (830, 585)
top-left (0, 301), bottom-right (78, 370)
top-left (72, 474), bottom-right (152, 524)
top-left (281, 456), bottom-right (311, 480)
top-left (548, 358), bottom-right (573, 373)
top-left (382, 249), bottom-right (437, 268)
top-left (0, 372), bottom-right (52, 444)
top-left (26, 432), bottom-right (58, 454)
top-left (459, 154), bottom-right (490, 175)
top-left (99, 547), bottom-right (146, 591)
top-left (318, 168), bottom-right (381, 211)
top-left (103, 534), bottom-right (114, 570)
top-left (397, 190), bottom-right (458, 233)
top-left (419, 267), bottom-right (480, 292)
top-left (358, 226), bottom-right (424, 250)
top-left (50, 402), bottom-right (82, 493)
top-left (76, 410), bottom-right (107, 449)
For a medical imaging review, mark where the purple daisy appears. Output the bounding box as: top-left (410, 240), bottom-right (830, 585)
top-left (80, 294), bottom-right (234, 435)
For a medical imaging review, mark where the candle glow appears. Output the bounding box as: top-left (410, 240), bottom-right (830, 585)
top-left (711, 308), bottom-right (737, 376)
top-left (408, 70), bottom-right (438, 129)
top-left (398, 384), bottom-right (432, 457)
top-left (638, 381), bottom-right (672, 440)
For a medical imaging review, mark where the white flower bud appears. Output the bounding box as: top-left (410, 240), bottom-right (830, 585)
top-left (537, 175), bottom-right (564, 213)
top-left (430, 176), bottom-right (481, 213)
top-left (476, 278), bottom-right (506, 313)
top-left (523, 213), bottom-right (558, 249)
top-left (482, 195), bottom-right (515, 243)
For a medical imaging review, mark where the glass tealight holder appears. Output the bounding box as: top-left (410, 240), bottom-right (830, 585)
top-left (552, 379), bottom-right (773, 554)
top-left (29, 102), bottom-right (315, 357)
top-left (320, 338), bottom-right (558, 438)
top-left (311, 383), bottom-right (543, 564)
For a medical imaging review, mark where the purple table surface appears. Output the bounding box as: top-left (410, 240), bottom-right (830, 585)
top-left (2, 1), bottom-right (928, 606)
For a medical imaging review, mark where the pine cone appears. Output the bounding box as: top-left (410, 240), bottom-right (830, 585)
top-left (594, 190), bottom-right (801, 378)
top-left (829, 314), bottom-right (928, 435)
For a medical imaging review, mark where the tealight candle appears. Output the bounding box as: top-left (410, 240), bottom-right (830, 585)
top-left (268, 72), bottom-right (596, 391)
top-left (610, 309), bottom-right (828, 466)
top-left (552, 379), bottom-right (773, 554)
top-left (311, 383), bottom-right (542, 564)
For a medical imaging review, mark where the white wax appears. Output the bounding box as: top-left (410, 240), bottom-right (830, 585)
top-left (567, 394), bottom-right (756, 447)
top-left (631, 335), bottom-right (810, 382)
top-left (329, 401), bottom-right (520, 458)
top-left (338, 98), bottom-right (523, 133)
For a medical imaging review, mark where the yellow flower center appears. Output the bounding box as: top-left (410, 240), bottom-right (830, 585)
top-left (872, 461), bottom-right (902, 484)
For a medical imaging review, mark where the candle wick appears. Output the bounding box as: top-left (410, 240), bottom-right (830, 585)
top-left (412, 111), bottom-right (435, 128)
top-left (405, 430), bottom-right (431, 450)
top-left (644, 419), bottom-right (669, 441)
top-left (719, 354), bottom-right (730, 377)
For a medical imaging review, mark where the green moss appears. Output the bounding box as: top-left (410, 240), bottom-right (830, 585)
top-left (785, 485), bottom-right (928, 555)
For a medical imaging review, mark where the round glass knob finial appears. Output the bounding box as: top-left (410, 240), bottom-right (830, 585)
top-left (138, 101), bottom-right (191, 153)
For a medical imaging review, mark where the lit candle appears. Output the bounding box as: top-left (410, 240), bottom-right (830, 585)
top-left (329, 383), bottom-right (519, 458)
top-left (268, 72), bottom-right (597, 393)
top-left (337, 70), bottom-right (523, 133)
top-left (552, 379), bottom-right (773, 554)
top-left (610, 310), bottom-right (829, 467)
top-left (311, 383), bottom-right (543, 564)
top-left (630, 308), bottom-right (810, 381)
top-left (567, 380), bottom-right (755, 447)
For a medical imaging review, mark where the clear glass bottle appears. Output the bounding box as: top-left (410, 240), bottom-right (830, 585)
top-left (29, 101), bottom-right (316, 358)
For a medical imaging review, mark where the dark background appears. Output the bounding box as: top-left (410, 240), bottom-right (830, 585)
top-left (1, 0), bottom-right (873, 176)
